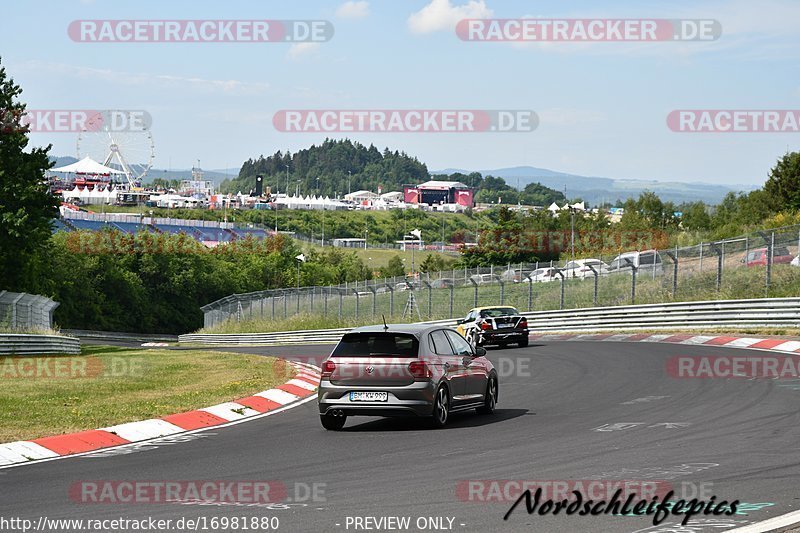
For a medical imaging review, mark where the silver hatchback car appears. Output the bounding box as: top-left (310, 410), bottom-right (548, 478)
top-left (317, 324), bottom-right (498, 430)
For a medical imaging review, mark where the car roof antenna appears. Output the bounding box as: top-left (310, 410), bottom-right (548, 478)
top-left (382, 314), bottom-right (389, 331)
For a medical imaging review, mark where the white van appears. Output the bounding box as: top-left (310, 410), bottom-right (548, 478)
top-left (607, 250), bottom-right (663, 275)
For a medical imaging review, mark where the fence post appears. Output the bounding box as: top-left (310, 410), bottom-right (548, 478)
top-left (421, 280), bottom-right (432, 318)
top-left (368, 286), bottom-right (377, 318)
top-left (556, 271), bottom-right (565, 309)
top-left (271, 292), bottom-right (275, 320)
top-left (283, 291), bottom-right (288, 319)
top-left (758, 230), bottom-right (773, 296)
top-left (323, 287), bottom-right (328, 317)
top-left (587, 264), bottom-right (599, 306)
top-left (710, 243), bottom-right (722, 293)
top-left (310, 287), bottom-right (315, 312)
top-left (665, 250), bottom-right (678, 298)
top-left (339, 290), bottom-right (343, 319)
top-left (296, 289), bottom-right (301, 314)
top-left (493, 275), bottom-right (505, 305)
top-left (447, 280), bottom-right (454, 319)
top-left (469, 277), bottom-right (478, 308)
top-left (699, 243), bottom-right (703, 272)
top-left (353, 288), bottom-right (360, 318)
top-left (624, 258), bottom-right (638, 304)
top-left (387, 284), bottom-right (395, 316)
top-left (527, 274), bottom-right (534, 311)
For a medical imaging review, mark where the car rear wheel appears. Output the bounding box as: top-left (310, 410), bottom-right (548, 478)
top-left (431, 386), bottom-right (450, 428)
top-left (320, 413), bottom-right (346, 430)
top-left (466, 330), bottom-right (480, 347)
top-left (518, 337), bottom-right (529, 348)
top-left (477, 377), bottom-right (497, 415)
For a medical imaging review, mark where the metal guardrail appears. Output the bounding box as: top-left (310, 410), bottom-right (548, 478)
top-left (521, 297), bottom-right (800, 332)
top-left (63, 329), bottom-right (178, 343)
top-left (179, 298), bottom-right (800, 345)
top-left (0, 334), bottom-right (81, 355)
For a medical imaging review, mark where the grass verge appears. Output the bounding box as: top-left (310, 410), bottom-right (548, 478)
top-left (0, 345), bottom-right (293, 443)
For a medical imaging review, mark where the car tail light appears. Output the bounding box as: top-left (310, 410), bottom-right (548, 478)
top-left (409, 361), bottom-right (432, 379)
top-left (519, 318), bottom-right (528, 328)
top-left (480, 321), bottom-right (492, 331)
top-left (321, 360), bottom-right (336, 377)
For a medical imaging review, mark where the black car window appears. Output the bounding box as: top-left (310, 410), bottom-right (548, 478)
top-left (639, 253), bottom-right (655, 265)
top-left (429, 330), bottom-right (455, 355)
top-left (480, 307), bottom-right (518, 318)
top-left (445, 330), bottom-right (473, 356)
top-left (775, 247), bottom-right (790, 256)
top-left (331, 333), bottom-right (419, 357)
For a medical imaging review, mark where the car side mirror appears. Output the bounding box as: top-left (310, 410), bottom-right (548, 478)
top-left (456, 318), bottom-right (464, 324)
top-left (475, 346), bottom-right (487, 357)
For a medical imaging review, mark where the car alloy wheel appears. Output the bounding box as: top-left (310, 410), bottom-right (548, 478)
top-left (477, 377), bottom-right (497, 414)
top-left (432, 386), bottom-right (449, 428)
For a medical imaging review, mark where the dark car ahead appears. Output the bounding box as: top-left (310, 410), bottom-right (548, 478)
top-left (317, 324), bottom-right (498, 430)
top-left (455, 306), bottom-right (529, 348)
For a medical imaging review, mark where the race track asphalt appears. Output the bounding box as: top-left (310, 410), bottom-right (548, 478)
top-left (1, 340), bottom-right (799, 533)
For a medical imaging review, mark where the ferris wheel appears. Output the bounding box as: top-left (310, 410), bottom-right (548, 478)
top-left (77, 110), bottom-right (155, 187)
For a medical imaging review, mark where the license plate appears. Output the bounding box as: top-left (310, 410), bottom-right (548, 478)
top-left (498, 323), bottom-right (513, 328)
top-left (349, 391), bottom-right (388, 402)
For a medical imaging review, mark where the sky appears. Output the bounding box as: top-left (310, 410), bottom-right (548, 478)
top-left (1, 0), bottom-right (798, 188)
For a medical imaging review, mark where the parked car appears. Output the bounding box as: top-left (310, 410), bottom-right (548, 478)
top-left (455, 306), bottom-right (529, 348)
top-left (742, 247), bottom-right (794, 267)
top-left (469, 273), bottom-right (496, 285)
top-left (394, 281), bottom-right (422, 291)
top-left (562, 259), bottom-right (610, 279)
top-left (524, 267), bottom-right (561, 283)
top-left (317, 324), bottom-right (498, 430)
top-left (607, 250), bottom-right (664, 275)
top-left (430, 278), bottom-right (454, 289)
top-left (499, 269), bottom-right (524, 283)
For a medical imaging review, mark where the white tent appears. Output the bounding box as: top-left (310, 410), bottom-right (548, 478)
top-left (50, 156), bottom-right (126, 175)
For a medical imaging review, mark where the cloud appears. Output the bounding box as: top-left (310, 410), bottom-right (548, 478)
top-left (336, 1), bottom-right (370, 20)
top-left (286, 42), bottom-right (321, 60)
top-left (408, 0), bottom-right (492, 34)
top-left (15, 60), bottom-right (270, 94)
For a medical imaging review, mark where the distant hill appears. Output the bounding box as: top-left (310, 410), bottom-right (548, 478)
top-left (433, 165), bottom-right (738, 205)
top-left (49, 156), bottom-right (236, 185)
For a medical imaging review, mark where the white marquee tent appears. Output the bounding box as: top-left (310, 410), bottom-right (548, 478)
top-left (50, 156), bottom-right (127, 175)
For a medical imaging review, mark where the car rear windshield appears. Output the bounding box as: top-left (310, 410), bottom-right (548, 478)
top-left (331, 332), bottom-right (419, 357)
top-left (775, 247), bottom-right (791, 256)
top-left (480, 307), bottom-right (519, 318)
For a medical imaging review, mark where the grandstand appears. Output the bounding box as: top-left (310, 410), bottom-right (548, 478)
top-left (53, 216), bottom-right (265, 246)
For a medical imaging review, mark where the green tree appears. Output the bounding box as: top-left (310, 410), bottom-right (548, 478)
top-left (379, 255), bottom-right (406, 278)
top-left (763, 151), bottom-right (800, 211)
top-left (680, 202), bottom-right (711, 231)
top-left (0, 59), bottom-right (59, 289)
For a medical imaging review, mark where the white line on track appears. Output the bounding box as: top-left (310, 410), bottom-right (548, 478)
top-left (728, 509), bottom-right (800, 532)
